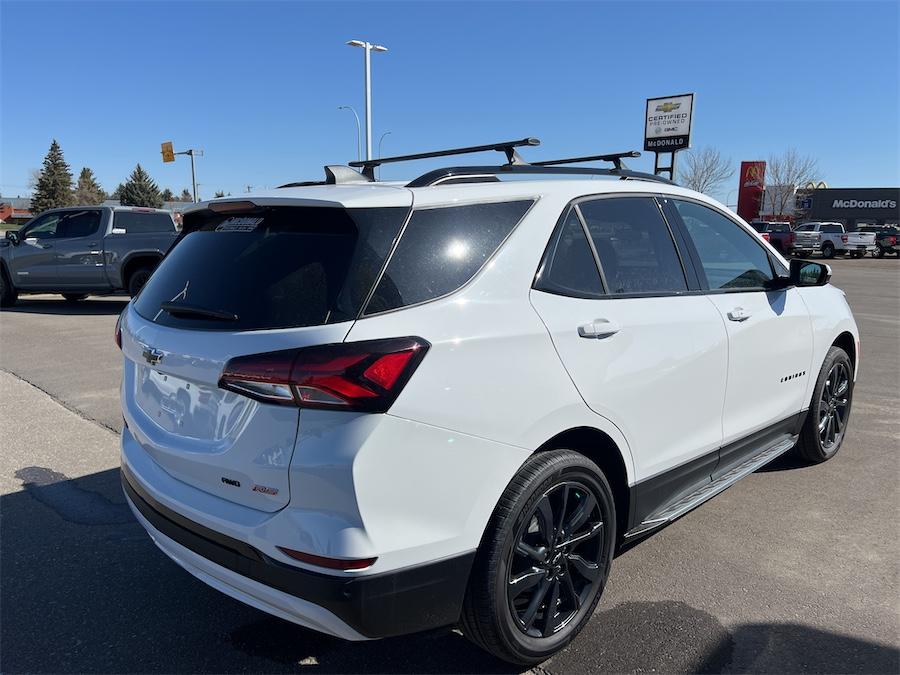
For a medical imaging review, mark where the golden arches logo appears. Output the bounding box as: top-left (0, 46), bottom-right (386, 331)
top-left (804, 181), bottom-right (828, 189)
top-left (745, 163), bottom-right (764, 182)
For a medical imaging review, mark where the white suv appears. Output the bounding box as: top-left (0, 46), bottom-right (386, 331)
top-left (118, 139), bottom-right (858, 665)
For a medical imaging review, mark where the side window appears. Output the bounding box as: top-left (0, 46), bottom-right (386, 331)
top-left (364, 200), bottom-right (533, 315)
top-left (22, 213), bottom-right (62, 239)
top-left (578, 197), bottom-right (688, 294)
top-left (795, 224), bottom-right (813, 232)
top-left (59, 210), bottom-right (101, 238)
top-left (672, 200), bottom-right (776, 290)
top-left (535, 207), bottom-right (604, 297)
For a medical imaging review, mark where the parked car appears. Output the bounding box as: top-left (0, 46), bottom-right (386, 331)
top-left (0, 205), bottom-right (178, 306)
top-left (118, 139), bottom-right (859, 665)
top-left (749, 221), bottom-right (795, 255)
top-left (792, 221), bottom-right (877, 259)
top-left (855, 225), bottom-right (900, 258)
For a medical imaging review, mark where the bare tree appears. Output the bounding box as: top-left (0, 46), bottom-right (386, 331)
top-left (763, 149), bottom-right (822, 221)
top-left (679, 146), bottom-right (735, 196)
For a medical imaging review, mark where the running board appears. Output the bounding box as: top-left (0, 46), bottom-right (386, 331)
top-left (625, 436), bottom-right (798, 539)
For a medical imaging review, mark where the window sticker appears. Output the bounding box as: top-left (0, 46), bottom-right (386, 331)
top-left (216, 217), bottom-right (264, 232)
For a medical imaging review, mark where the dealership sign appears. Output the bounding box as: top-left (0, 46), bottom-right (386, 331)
top-left (644, 94), bottom-right (694, 152)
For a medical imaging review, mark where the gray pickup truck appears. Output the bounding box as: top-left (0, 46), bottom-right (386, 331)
top-left (0, 205), bottom-right (178, 307)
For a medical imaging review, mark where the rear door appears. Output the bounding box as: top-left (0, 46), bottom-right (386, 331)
top-left (530, 196), bottom-right (728, 484)
top-left (55, 209), bottom-right (107, 286)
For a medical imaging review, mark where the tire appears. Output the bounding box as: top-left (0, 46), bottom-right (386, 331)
top-left (459, 450), bottom-right (616, 665)
top-left (873, 245), bottom-right (885, 259)
top-left (127, 267), bottom-right (153, 297)
top-left (792, 346), bottom-right (853, 464)
top-left (850, 251), bottom-right (863, 259)
top-left (821, 242), bottom-right (835, 259)
top-left (62, 293), bottom-right (88, 302)
top-left (0, 268), bottom-right (17, 308)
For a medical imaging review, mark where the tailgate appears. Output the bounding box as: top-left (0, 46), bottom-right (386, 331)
top-left (120, 307), bottom-right (352, 512)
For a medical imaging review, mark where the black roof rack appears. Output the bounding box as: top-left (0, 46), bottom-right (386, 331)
top-left (282, 137), bottom-right (675, 188)
top-left (350, 137), bottom-right (540, 179)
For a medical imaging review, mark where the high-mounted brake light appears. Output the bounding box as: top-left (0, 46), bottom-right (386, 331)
top-left (218, 337), bottom-right (430, 412)
top-left (208, 200), bottom-right (259, 213)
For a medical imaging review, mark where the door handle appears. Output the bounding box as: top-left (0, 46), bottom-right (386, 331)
top-left (727, 307), bottom-right (752, 322)
top-left (578, 319), bottom-right (621, 338)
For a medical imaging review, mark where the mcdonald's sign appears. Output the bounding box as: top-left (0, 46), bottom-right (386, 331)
top-left (737, 161), bottom-right (766, 222)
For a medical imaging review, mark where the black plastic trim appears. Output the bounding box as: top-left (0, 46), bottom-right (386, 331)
top-left (121, 465), bottom-right (475, 638)
top-left (630, 413), bottom-right (806, 530)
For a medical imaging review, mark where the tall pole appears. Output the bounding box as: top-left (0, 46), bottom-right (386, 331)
top-left (338, 106), bottom-right (361, 161)
top-left (347, 40), bottom-right (387, 161)
top-left (175, 149), bottom-right (204, 202)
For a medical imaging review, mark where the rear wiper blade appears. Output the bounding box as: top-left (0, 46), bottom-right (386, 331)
top-left (160, 301), bottom-right (239, 322)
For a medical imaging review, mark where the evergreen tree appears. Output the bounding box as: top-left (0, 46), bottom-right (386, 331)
top-left (161, 188), bottom-right (174, 202)
top-left (74, 167), bottom-right (105, 205)
top-left (31, 140), bottom-right (75, 214)
top-left (120, 164), bottom-right (164, 208)
top-left (179, 188), bottom-right (192, 202)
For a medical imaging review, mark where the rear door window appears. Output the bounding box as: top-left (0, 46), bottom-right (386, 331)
top-left (134, 206), bottom-right (407, 330)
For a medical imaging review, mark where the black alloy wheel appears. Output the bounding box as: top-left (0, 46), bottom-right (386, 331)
top-left (460, 450), bottom-right (615, 665)
top-left (793, 346), bottom-right (853, 464)
top-left (873, 245), bottom-right (885, 258)
top-left (127, 267), bottom-right (154, 297)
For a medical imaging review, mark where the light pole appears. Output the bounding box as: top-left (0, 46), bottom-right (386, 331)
top-left (377, 131), bottom-right (392, 179)
top-left (338, 106), bottom-right (361, 162)
top-left (175, 149), bottom-right (204, 202)
top-left (346, 39), bottom-right (387, 160)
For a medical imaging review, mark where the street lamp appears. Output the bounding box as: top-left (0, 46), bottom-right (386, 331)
top-left (346, 39), bottom-right (387, 160)
top-left (377, 131), bottom-right (392, 179)
top-left (338, 106), bottom-right (361, 162)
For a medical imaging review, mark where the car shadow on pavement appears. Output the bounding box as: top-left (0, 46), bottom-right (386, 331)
top-left (1, 296), bottom-right (129, 316)
top-left (2, 467), bottom-right (897, 674)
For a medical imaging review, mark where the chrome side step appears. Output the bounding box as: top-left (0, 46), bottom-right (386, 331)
top-left (624, 436), bottom-right (797, 539)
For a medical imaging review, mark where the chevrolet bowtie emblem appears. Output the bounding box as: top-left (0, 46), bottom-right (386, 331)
top-left (142, 347), bottom-right (164, 365)
top-left (656, 102), bottom-right (681, 113)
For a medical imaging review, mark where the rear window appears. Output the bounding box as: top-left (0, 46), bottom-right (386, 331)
top-left (112, 211), bottom-right (175, 233)
top-left (133, 206), bottom-right (407, 330)
top-left (821, 224), bottom-right (843, 233)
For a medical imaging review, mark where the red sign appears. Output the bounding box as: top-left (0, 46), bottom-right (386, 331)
top-left (737, 161), bottom-right (766, 222)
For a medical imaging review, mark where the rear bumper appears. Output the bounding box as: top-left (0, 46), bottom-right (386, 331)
top-left (122, 464), bottom-right (474, 639)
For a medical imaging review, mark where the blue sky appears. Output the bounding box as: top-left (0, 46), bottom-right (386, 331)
top-left (2, 0), bottom-right (898, 206)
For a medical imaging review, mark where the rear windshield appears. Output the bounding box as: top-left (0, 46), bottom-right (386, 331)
top-left (112, 211), bottom-right (175, 233)
top-left (133, 206), bottom-right (407, 330)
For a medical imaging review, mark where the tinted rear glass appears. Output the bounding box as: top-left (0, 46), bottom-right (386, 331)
top-left (364, 200), bottom-right (533, 314)
top-left (133, 206), bottom-right (407, 330)
top-left (113, 211), bottom-right (175, 233)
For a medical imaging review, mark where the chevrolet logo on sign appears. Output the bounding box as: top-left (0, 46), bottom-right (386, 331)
top-left (655, 102), bottom-right (681, 113)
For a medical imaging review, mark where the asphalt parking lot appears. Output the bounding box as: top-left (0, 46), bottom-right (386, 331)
top-left (1, 255), bottom-right (898, 674)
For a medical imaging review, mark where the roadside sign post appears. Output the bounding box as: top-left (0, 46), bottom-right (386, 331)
top-left (160, 142), bottom-right (204, 202)
top-left (644, 93), bottom-right (694, 181)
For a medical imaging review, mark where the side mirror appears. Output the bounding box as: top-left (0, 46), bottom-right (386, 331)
top-left (5, 230), bottom-right (19, 246)
top-left (790, 258), bottom-right (831, 287)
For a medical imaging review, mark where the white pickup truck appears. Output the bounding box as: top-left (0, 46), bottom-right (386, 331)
top-left (792, 221), bottom-right (877, 259)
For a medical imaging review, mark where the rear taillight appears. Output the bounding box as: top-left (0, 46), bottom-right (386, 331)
top-left (115, 312), bottom-right (123, 349)
top-left (788, 233), bottom-right (794, 244)
top-left (218, 337), bottom-right (430, 412)
top-left (841, 235), bottom-right (848, 243)
top-left (890, 236), bottom-right (896, 245)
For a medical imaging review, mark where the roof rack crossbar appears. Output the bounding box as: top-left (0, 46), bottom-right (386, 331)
top-left (532, 151), bottom-right (641, 171)
top-left (406, 164), bottom-right (676, 188)
top-left (350, 137), bottom-right (541, 179)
